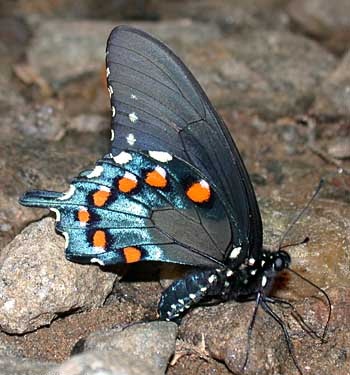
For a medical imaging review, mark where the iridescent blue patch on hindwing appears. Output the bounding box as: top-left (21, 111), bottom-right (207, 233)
top-left (19, 151), bottom-right (233, 267)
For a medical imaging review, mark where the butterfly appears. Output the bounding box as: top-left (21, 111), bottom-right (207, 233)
top-left (20, 26), bottom-right (329, 373)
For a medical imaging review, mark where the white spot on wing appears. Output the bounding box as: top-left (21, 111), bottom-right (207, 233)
top-left (92, 247), bottom-right (106, 254)
top-left (155, 166), bottom-right (166, 178)
top-left (200, 180), bottom-right (210, 190)
top-left (111, 106), bottom-right (116, 117)
top-left (126, 133), bottom-right (136, 145)
top-left (110, 129), bottom-right (115, 141)
top-left (108, 85), bottom-right (113, 97)
top-left (248, 258), bottom-right (256, 266)
top-left (148, 151), bottom-right (173, 162)
top-left (129, 112), bottom-right (138, 123)
top-left (131, 94), bottom-right (138, 100)
top-left (112, 151), bottom-right (132, 165)
top-left (91, 257), bottom-right (105, 266)
top-left (189, 293), bottom-right (196, 300)
top-left (62, 232), bottom-right (69, 249)
top-left (86, 165), bottom-right (104, 179)
top-left (58, 185), bottom-right (75, 201)
top-left (229, 246), bottom-right (241, 259)
top-left (50, 208), bottom-right (60, 222)
top-left (106, 67), bottom-right (110, 77)
top-left (123, 171), bottom-right (137, 182)
top-left (100, 186), bottom-right (110, 192)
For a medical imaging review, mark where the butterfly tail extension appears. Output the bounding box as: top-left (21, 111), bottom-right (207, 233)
top-left (19, 190), bottom-right (64, 208)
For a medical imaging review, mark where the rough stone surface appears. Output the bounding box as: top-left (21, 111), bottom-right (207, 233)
top-left (51, 350), bottom-right (155, 375)
top-left (0, 218), bottom-right (117, 334)
top-left (0, 356), bottom-right (55, 375)
top-left (79, 321), bottom-right (177, 374)
top-left (313, 50), bottom-right (350, 119)
top-left (179, 287), bottom-right (350, 375)
top-left (288, 0), bottom-right (350, 54)
top-left (185, 30), bottom-right (336, 119)
top-left (27, 19), bottom-right (221, 91)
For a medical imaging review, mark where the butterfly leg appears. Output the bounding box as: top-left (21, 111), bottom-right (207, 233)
top-left (158, 268), bottom-right (231, 322)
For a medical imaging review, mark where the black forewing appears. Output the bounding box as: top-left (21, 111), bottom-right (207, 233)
top-left (106, 25), bottom-right (262, 263)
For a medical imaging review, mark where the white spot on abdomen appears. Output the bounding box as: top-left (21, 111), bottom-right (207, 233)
top-left (229, 246), bottom-right (241, 259)
top-left (129, 112), bottom-right (138, 123)
top-left (148, 151), bottom-right (173, 162)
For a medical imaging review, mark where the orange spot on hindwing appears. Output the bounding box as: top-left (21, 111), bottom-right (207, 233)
top-left (145, 166), bottom-right (167, 188)
top-left (123, 247), bottom-right (142, 263)
top-left (92, 188), bottom-right (110, 207)
top-left (186, 180), bottom-right (211, 203)
top-left (93, 230), bottom-right (107, 248)
top-left (118, 172), bottom-right (138, 193)
top-left (78, 208), bottom-right (90, 224)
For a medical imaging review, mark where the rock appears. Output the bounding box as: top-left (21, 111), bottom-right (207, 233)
top-left (27, 20), bottom-right (115, 91)
top-left (0, 218), bottom-right (117, 334)
top-left (51, 350), bottom-right (155, 375)
top-left (157, 0), bottom-right (291, 33)
top-left (2, 103), bottom-right (67, 142)
top-left (178, 286), bottom-right (350, 375)
top-left (0, 128), bottom-right (107, 249)
top-left (327, 138), bottom-right (350, 160)
top-left (0, 356), bottom-right (55, 375)
top-left (68, 114), bottom-right (109, 133)
top-left (185, 30), bottom-right (336, 119)
top-left (79, 321), bottom-right (178, 374)
top-left (288, 0), bottom-right (350, 54)
top-left (27, 19), bottom-right (221, 91)
top-left (313, 51), bottom-right (350, 119)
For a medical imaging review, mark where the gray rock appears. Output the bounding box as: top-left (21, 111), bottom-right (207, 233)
top-left (68, 114), bottom-right (109, 133)
top-left (185, 30), bottom-right (336, 119)
top-left (27, 19), bottom-right (221, 91)
top-left (49, 350), bottom-right (155, 375)
top-left (80, 321), bottom-right (178, 374)
top-left (0, 356), bottom-right (55, 375)
top-left (0, 217), bottom-right (117, 334)
top-left (288, 0), bottom-right (350, 54)
top-left (313, 50), bottom-right (350, 119)
top-left (157, 0), bottom-right (291, 33)
top-left (27, 20), bottom-right (116, 90)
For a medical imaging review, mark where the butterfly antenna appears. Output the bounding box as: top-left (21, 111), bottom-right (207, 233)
top-left (278, 179), bottom-right (325, 251)
top-left (288, 268), bottom-right (331, 341)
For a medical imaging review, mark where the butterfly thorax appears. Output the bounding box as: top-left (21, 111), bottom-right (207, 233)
top-left (224, 249), bottom-right (291, 302)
